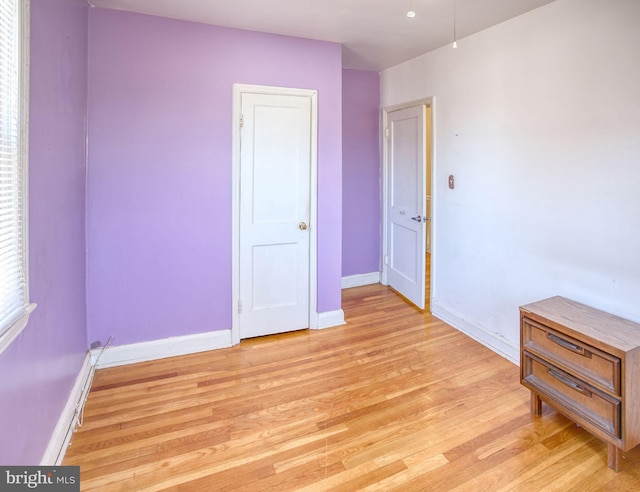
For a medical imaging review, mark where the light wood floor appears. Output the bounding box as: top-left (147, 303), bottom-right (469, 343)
top-left (64, 283), bottom-right (640, 491)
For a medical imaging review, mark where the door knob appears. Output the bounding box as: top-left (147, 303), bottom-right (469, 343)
top-left (411, 215), bottom-right (423, 223)
top-left (299, 222), bottom-right (308, 231)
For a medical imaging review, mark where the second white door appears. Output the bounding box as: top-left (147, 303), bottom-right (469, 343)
top-left (239, 90), bottom-right (313, 339)
top-left (386, 105), bottom-right (427, 309)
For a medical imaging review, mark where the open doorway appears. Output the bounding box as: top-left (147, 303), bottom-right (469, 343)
top-left (381, 98), bottom-right (434, 312)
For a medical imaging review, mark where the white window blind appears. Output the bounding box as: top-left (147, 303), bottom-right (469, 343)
top-left (0, 0), bottom-right (33, 354)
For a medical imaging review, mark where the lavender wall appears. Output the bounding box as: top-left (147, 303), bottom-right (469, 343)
top-left (0, 0), bottom-right (88, 464)
top-left (87, 9), bottom-right (342, 346)
top-left (342, 69), bottom-right (381, 277)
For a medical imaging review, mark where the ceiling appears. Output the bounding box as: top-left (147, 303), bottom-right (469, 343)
top-left (88, 0), bottom-right (558, 71)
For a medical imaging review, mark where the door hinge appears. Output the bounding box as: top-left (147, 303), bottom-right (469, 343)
top-left (385, 128), bottom-right (389, 138)
top-left (384, 255), bottom-right (389, 265)
top-left (239, 114), bottom-right (244, 128)
top-left (238, 299), bottom-right (243, 313)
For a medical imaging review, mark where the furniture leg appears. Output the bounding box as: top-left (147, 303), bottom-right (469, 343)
top-left (531, 391), bottom-right (542, 416)
top-left (607, 443), bottom-right (622, 472)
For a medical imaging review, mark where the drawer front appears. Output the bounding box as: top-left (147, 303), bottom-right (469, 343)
top-left (522, 317), bottom-right (620, 395)
top-left (522, 352), bottom-right (621, 439)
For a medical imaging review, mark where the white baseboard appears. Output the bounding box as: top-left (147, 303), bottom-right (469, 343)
top-left (431, 302), bottom-right (519, 365)
top-left (341, 272), bottom-right (381, 289)
top-left (41, 352), bottom-right (93, 465)
top-left (92, 330), bottom-right (233, 369)
top-left (314, 309), bottom-right (346, 330)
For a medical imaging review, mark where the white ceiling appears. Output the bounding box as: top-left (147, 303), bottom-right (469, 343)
top-left (88, 0), bottom-right (558, 71)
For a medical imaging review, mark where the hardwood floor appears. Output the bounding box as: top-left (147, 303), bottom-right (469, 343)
top-left (64, 283), bottom-right (640, 490)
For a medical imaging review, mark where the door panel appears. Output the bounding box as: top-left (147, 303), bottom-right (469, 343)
top-left (391, 222), bottom-right (418, 280)
top-left (387, 105), bottom-right (426, 309)
top-left (252, 105), bottom-right (301, 224)
top-left (391, 118), bottom-right (420, 209)
top-left (252, 243), bottom-right (299, 310)
top-left (239, 92), bottom-right (311, 338)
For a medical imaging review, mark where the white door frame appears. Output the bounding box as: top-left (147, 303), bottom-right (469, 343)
top-left (231, 84), bottom-right (319, 345)
top-left (381, 97), bottom-right (436, 311)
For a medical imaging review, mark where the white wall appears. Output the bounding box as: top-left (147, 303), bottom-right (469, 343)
top-left (381, 0), bottom-right (640, 363)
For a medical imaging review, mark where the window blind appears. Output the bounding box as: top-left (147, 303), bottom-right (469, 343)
top-left (0, 0), bottom-right (30, 346)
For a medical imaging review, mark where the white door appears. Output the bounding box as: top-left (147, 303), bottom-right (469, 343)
top-left (239, 91), bottom-right (312, 338)
top-left (386, 105), bottom-right (426, 309)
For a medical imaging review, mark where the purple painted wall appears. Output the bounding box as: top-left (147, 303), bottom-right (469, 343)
top-left (87, 9), bottom-right (343, 346)
top-left (0, 0), bottom-right (88, 464)
top-left (342, 69), bottom-right (381, 276)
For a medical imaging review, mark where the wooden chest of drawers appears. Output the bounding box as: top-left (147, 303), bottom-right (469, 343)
top-left (520, 296), bottom-right (640, 471)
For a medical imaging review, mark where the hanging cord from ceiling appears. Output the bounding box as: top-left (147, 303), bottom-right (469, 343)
top-left (407, 0), bottom-right (416, 18)
top-left (453, 0), bottom-right (458, 48)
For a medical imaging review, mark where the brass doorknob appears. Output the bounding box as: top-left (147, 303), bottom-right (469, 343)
top-left (299, 222), bottom-right (308, 231)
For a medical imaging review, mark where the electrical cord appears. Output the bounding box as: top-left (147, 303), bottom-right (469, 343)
top-left (73, 335), bottom-right (113, 430)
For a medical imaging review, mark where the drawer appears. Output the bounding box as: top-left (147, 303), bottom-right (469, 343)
top-left (522, 352), bottom-right (620, 439)
top-left (522, 317), bottom-right (620, 395)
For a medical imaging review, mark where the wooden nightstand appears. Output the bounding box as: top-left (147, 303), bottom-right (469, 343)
top-left (520, 296), bottom-right (640, 471)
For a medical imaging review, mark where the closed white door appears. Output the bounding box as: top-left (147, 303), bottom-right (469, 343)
top-left (239, 92), bottom-right (312, 338)
top-left (387, 105), bottom-right (426, 309)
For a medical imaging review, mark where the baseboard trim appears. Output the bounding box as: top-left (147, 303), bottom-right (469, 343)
top-left (92, 330), bottom-right (233, 369)
top-left (431, 302), bottom-right (519, 365)
top-left (341, 272), bottom-right (381, 289)
top-left (41, 352), bottom-right (93, 465)
top-left (314, 309), bottom-right (346, 330)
